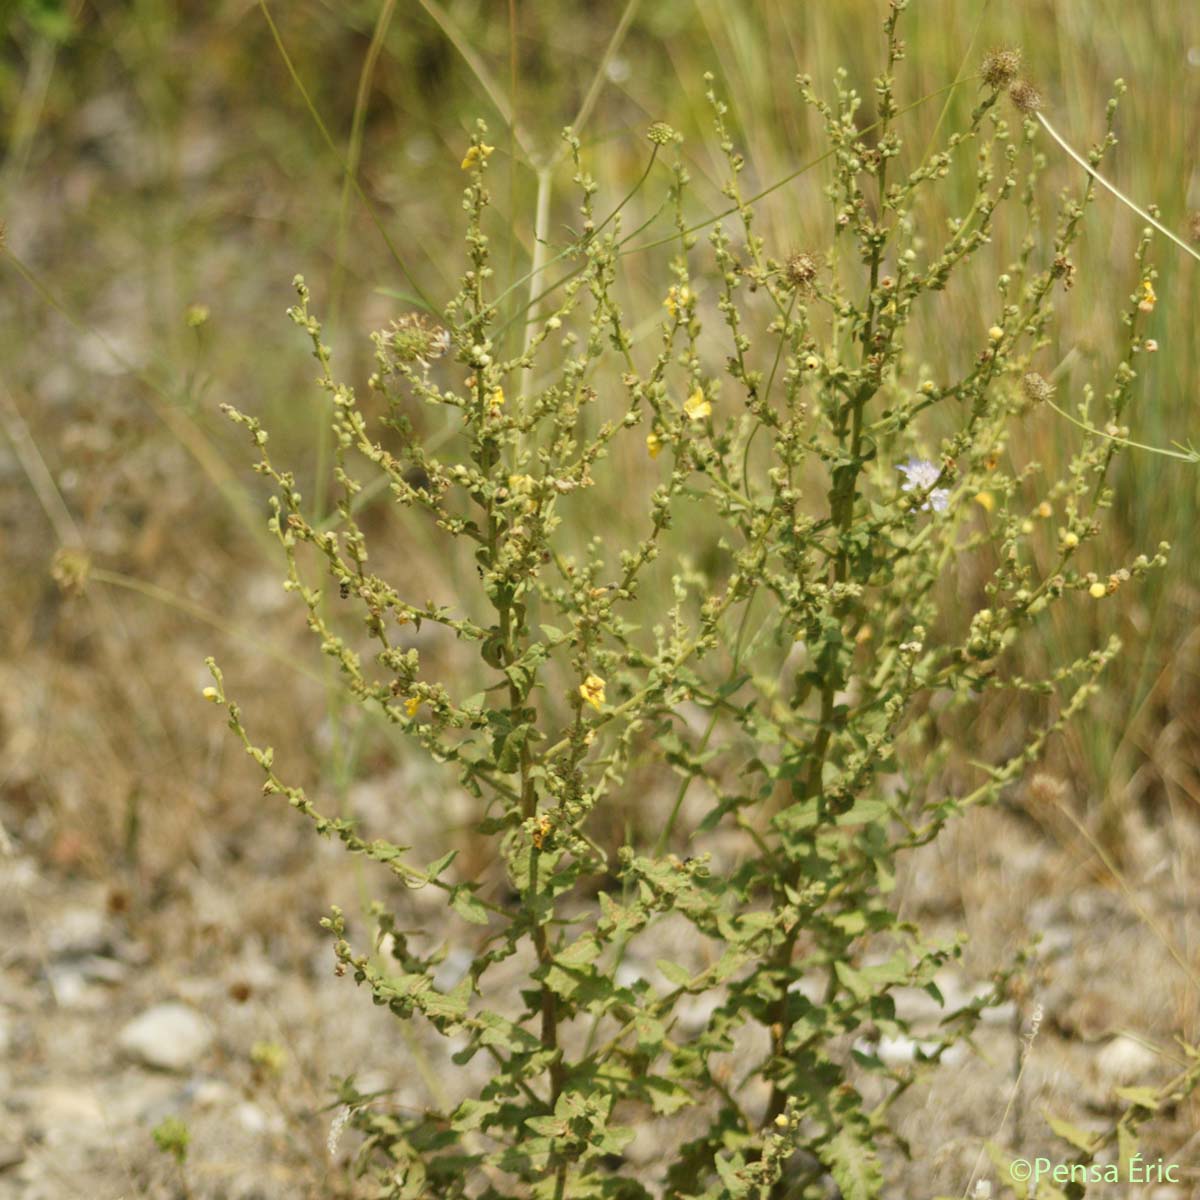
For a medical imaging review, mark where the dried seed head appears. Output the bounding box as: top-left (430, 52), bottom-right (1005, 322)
top-left (981, 47), bottom-right (1022, 91)
top-left (646, 121), bottom-right (677, 146)
top-left (784, 250), bottom-right (819, 292)
top-left (1028, 773), bottom-right (1067, 807)
top-left (381, 312), bottom-right (450, 368)
top-left (1021, 372), bottom-right (1055, 405)
top-left (1008, 79), bottom-right (1043, 114)
top-left (51, 546), bottom-right (91, 597)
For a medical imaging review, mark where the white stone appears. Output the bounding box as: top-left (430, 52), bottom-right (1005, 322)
top-left (432, 947), bottom-right (473, 992)
top-left (979, 1000), bottom-right (1017, 1027)
top-left (45, 967), bottom-right (98, 1010)
top-left (118, 1003), bottom-right (212, 1072)
top-left (614, 962), bottom-right (643, 988)
top-left (34, 1086), bottom-right (107, 1134)
top-left (1096, 1034), bottom-right (1158, 1087)
top-left (877, 1035), bottom-right (922, 1065)
top-left (1037, 924), bottom-right (1074, 960)
top-left (676, 992), bottom-right (722, 1034)
top-left (190, 1078), bottom-right (235, 1108)
top-left (46, 908), bottom-right (110, 959)
top-left (235, 1101), bottom-right (282, 1134)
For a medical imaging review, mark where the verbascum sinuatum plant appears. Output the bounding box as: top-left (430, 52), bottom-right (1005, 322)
top-left (208, 7), bottom-right (1199, 1197)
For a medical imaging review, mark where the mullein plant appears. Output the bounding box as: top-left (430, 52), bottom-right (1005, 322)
top-left (209, 8), bottom-right (1197, 1197)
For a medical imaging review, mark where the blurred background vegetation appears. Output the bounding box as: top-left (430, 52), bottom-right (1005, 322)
top-left (2, 0), bottom-right (1198, 907)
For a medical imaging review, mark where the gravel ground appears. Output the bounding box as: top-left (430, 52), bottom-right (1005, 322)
top-left (3, 787), bottom-right (1198, 1199)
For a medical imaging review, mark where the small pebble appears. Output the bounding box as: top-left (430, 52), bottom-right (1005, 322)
top-left (118, 1003), bottom-right (213, 1072)
top-left (1096, 1034), bottom-right (1158, 1087)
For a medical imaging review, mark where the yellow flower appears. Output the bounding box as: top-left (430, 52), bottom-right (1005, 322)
top-left (684, 387), bottom-right (711, 421)
top-left (1138, 279), bottom-right (1156, 313)
top-left (974, 491), bottom-right (995, 513)
top-left (404, 696), bottom-right (422, 718)
top-left (1035, 501), bottom-right (1052, 519)
top-left (508, 473), bottom-right (534, 493)
top-left (461, 143), bottom-right (494, 171)
top-left (488, 386), bottom-right (505, 411)
top-left (663, 285), bottom-right (692, 318)
top-left (646, 432), bottom-right (663, 459)
top-left (579, 674), bottom-right (606, 711)
top-left (531, 814), bottom-right (553, 850)
top-left (987, 324), bottom-right (1004, 343)
top-left (1089, 582), bottom-right (1107, 599)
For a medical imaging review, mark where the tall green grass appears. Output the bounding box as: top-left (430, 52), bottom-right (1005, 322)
top-left (2, 0), bottom-right (1197, 842)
